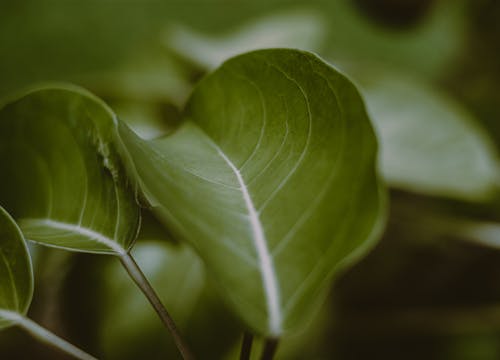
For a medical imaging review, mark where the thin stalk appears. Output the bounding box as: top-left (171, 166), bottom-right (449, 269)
top-left (260, 338), bottom-right (279, 360)
top-left (119, 252), bottom-right (194, 360)
top-left (239, 332), bottom-right (254, 360)
top-left (2, 311), bottom-right (97, 360)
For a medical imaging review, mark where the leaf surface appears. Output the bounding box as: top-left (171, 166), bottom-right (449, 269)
top-left (0, 206), bottom-right (33, 329)
top-left (120, 49), bottom-right (386, 335)
top-left (0, 86), bottom-right (140, 255)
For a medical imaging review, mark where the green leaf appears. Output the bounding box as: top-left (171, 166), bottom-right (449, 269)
top-left (78, 45), bottom-right (194, 107)
top-left (0, 206), bottom-right (33, 329)
top-left (325, 0), bottom-right (465, 79)
top-left (0, 86), bottom-right (140, 255)
top-left (361, 73), bottom-right (500, 201)
top-left (120, 49), bottom-right (387, 335)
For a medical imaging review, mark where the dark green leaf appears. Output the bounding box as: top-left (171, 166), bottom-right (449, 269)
top-left (120, 49), bottom-right (387, 335)
top-left (0, 86), bottom-right (140, 255)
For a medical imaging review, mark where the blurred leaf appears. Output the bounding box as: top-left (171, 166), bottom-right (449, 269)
top-left (0, 1), bottom-right (165, 97)
top-left (361, 73), bottom-right (499, 201)
top-left (119, 49), bottom-right (387, 335)
top-left (0, 86), bottom-right (140, 255)
top-left (78, 45), bottom-right (194, 107)
top-left (101, 241), bottom-right (239, 360)
top-left (164, 9), bottom-right (327, 69)
top-left (455, 221), bottom-right (500, 249)
top-left (0, 0), bottom-right (311, 98)
top-left (0, 206), bottom-right (33, 329)
top-left (326, 0), bottom-right (465, 79)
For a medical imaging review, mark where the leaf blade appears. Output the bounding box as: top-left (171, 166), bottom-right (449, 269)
top-left (120, 49), bottom-right (386, 335)
top-left (0, 86), bottom-right (140, 255)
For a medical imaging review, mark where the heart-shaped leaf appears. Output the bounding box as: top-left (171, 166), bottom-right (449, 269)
top-left (0, 206), bottom-right (33, 329)
top-left (120, 49), bottom-right (387, 335)
top-left (0, 86), bottom-right (140, 255)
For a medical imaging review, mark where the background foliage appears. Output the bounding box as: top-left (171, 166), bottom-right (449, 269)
top-left (1, 0), bottom-right (500, 359)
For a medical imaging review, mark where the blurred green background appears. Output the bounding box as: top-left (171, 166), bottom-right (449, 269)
top-left (1, 0), bottom-right (500, 359)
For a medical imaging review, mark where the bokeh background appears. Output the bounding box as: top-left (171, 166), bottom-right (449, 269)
top-left (1, 0), bottom-right (500, 359)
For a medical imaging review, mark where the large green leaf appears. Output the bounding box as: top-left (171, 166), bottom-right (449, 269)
top-left (0, 206), bottom-right (33, 329)
top-left (120, 49), bottom-right (386, 335)
top-left (361, 73), bottom-right (500, 201)
top-left (0, 86), bottom-right (140, 255)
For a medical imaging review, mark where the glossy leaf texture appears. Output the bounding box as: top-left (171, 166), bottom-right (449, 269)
top-left (120, 49), bottom-right (387, 335)
top-left (361, 73), bottom-right (500, 202)
top-left (0, 86), bottom-right (140, 255)
top-left (0, 206), bottom-right (33, 329)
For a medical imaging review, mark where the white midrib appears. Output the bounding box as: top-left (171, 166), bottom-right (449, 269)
top-left (216, 149), bottom-right (282, 334)
top-left (20, 218), bottom-right (126, 255)
top-left (0, 309), bottom-right (22, 322)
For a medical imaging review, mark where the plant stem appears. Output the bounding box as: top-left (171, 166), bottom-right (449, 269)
top-left (119, 252), bottom-right (194, 360)
top-left (239, 331), bottom-right (254, 360)
top-left (0, 311), bottom-right (97, 360)
top-left (260, 337), bottom-right (279, 360)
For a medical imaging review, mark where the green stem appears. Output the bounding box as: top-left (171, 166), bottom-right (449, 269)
top-left (0, 311), bottom-right (96, 360)
top-left (260, 338), bottom-right (279, 360)
top-left (239, 331), bottom-right (254, 360)
top-left (119, 252), bottom-right (194, 360)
